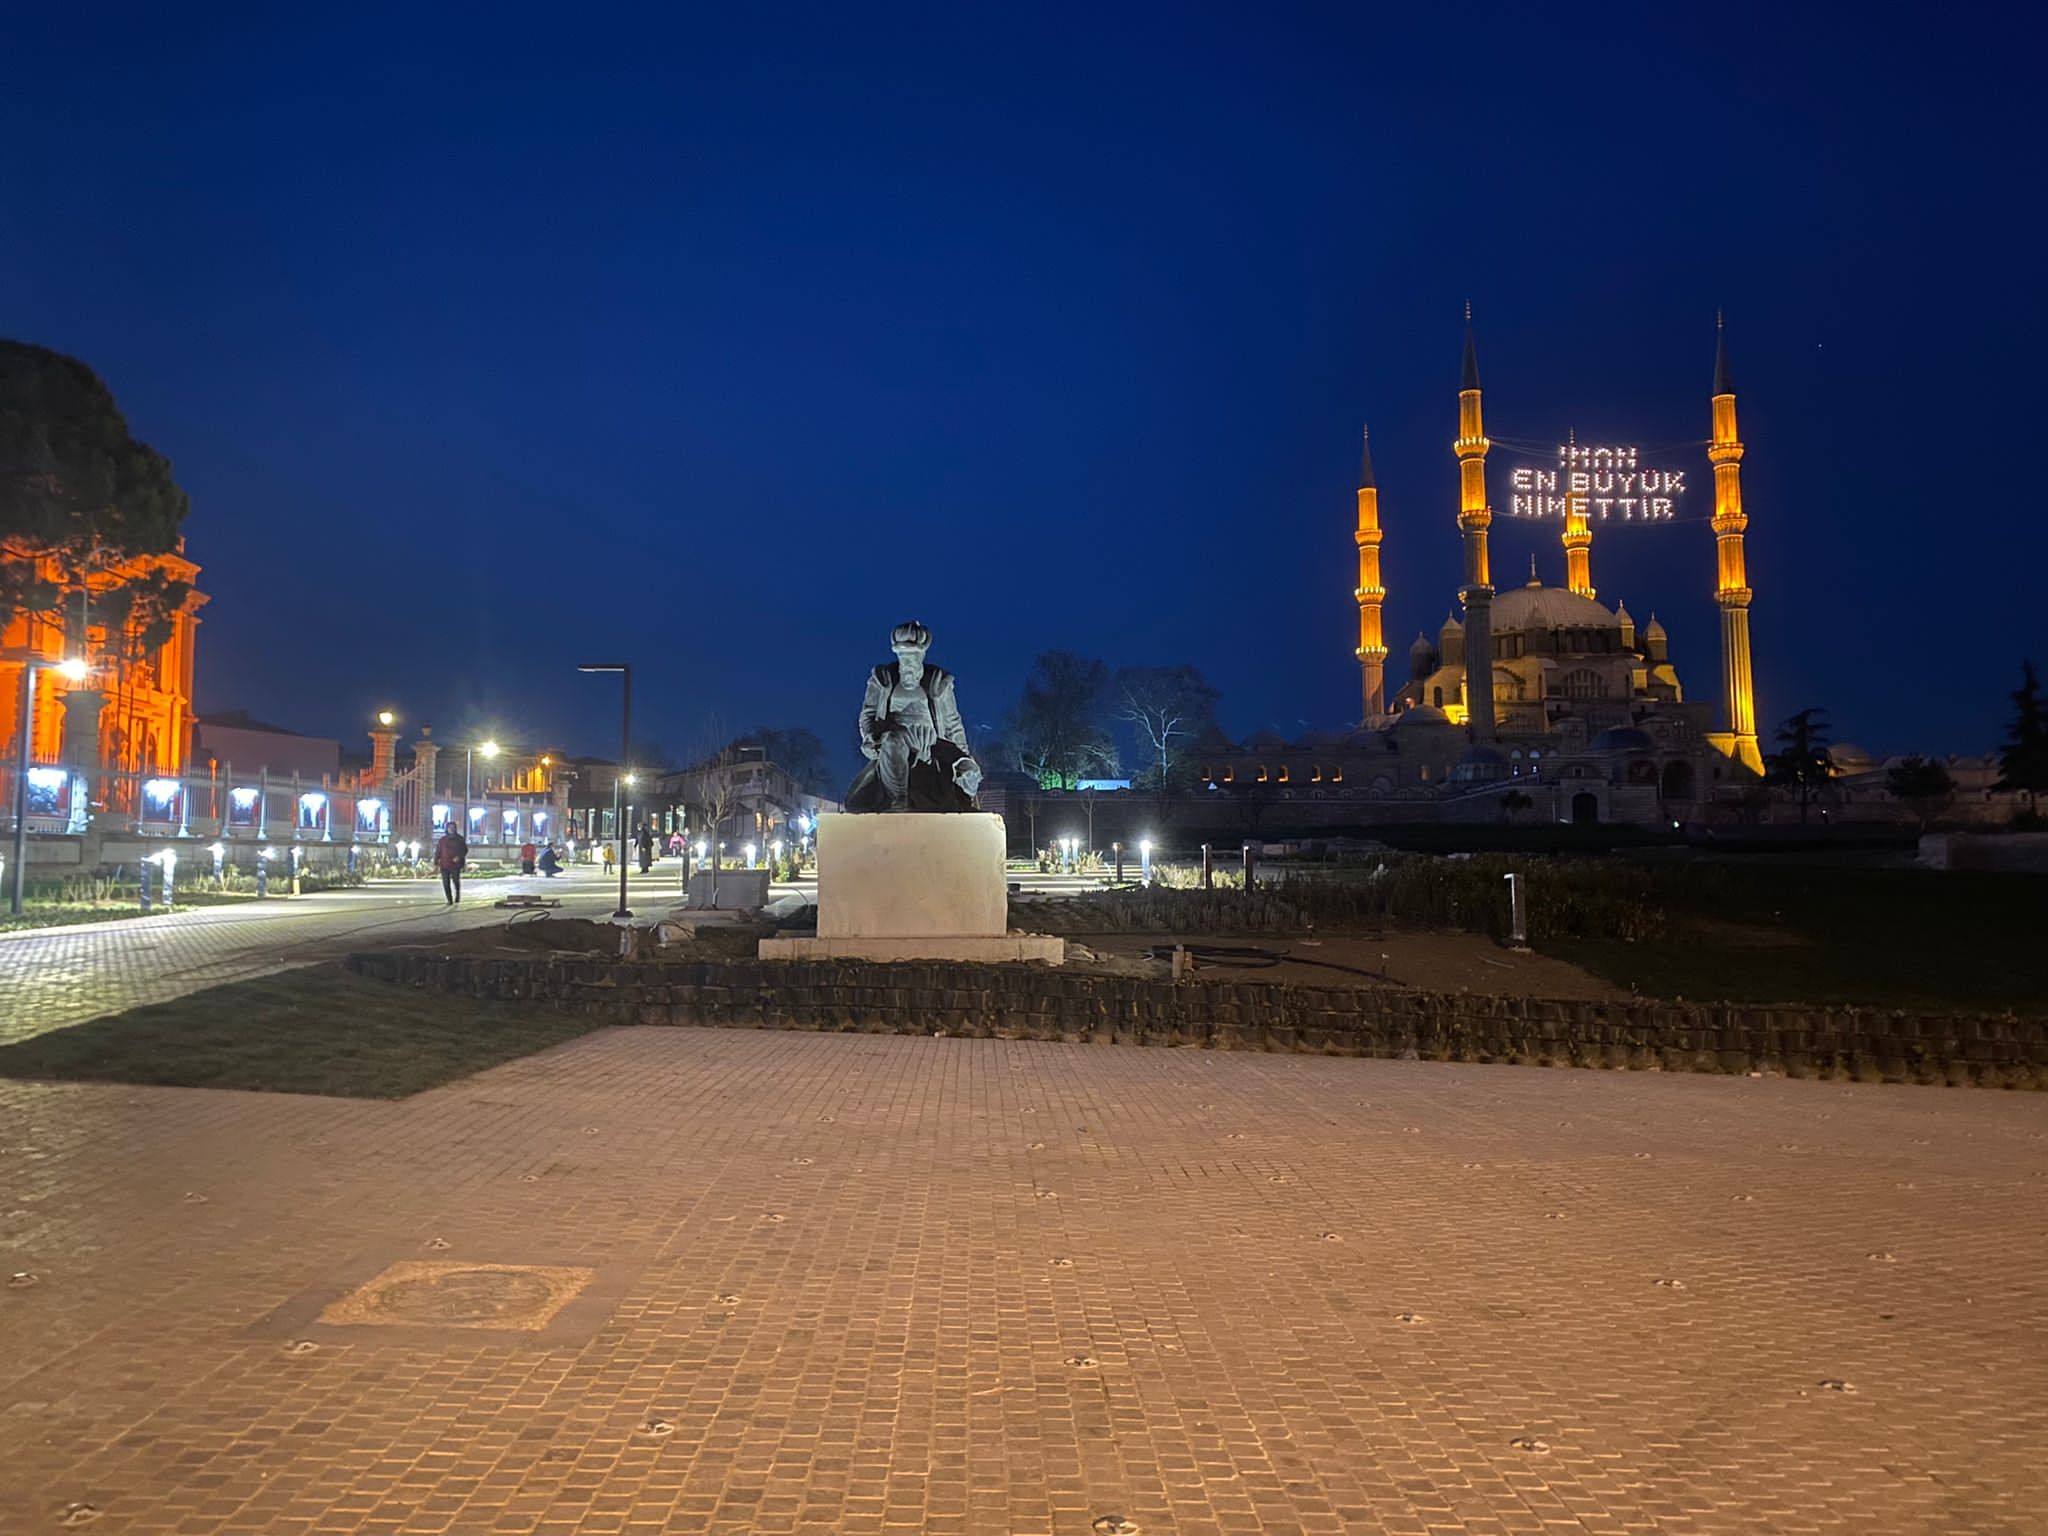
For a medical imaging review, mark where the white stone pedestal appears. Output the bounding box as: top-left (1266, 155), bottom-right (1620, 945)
top-left (759, 812), bottom-right (1063, 965)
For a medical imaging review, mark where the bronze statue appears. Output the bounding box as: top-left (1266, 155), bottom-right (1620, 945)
top-left (845, 621), bottom-right (983, 812)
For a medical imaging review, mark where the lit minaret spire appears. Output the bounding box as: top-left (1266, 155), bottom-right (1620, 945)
top-left (1561, 427), bottom-right (1594, 598)
top-left (1455, 304), bottom-right (1496, 739)
top-left (1709, 312), bottom-right (1762, 772)
top-left (1353, 424), bottom-right (1387, 723)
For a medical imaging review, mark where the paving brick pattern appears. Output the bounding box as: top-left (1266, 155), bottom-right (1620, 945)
top-left (3, 1030), bottom-right (2045, 1533)
top-left (0, 868), bottom-right (656, 1045)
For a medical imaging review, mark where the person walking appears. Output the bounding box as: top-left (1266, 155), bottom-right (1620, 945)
top-left (434, 824), bottom-right (469, 906)
top-left (635, 822), bottom-right (655, 874)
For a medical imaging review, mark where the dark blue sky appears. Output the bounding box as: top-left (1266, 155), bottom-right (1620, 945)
top-left (5, 4), bottom-right (2041, 774)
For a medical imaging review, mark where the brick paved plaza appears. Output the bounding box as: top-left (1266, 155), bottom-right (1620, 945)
top-left (0, 868), bottom-right (672, 1046)
top-left (3, 1026), bottom-right (2044, 1535)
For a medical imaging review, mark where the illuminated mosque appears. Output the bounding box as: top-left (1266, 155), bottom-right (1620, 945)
top-left (1201, 313), bottom-right (1761, 826)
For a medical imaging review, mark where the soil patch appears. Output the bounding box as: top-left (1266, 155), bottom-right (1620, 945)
top-left (1073, 930), bottom-right (1629, 1001)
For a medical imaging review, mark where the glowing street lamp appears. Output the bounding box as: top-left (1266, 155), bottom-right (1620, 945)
top-left (9, 653), bottom-right (90, 917)
top-left (377, 709), bottom-right (396, 727)
top-left (461, 737), bottom-right (500, 846)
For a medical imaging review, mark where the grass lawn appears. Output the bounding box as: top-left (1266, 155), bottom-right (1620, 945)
top-left (0, 965), bottom-right (604, 1097)
top-left (1542, 863), bottom-right (2048, 1014)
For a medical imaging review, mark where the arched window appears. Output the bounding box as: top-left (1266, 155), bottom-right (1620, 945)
top-left (1560, 669), bottom-right (1607, 700)
top-left (1432, 686), bottom-right (1444, 707)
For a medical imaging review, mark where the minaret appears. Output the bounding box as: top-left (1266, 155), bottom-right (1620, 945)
top-left (1353, 425), bottom-right (1388, 723)
top-left (1455, 305), bottom-right (1496, 739)
top-left (1560, 428), bottom-right (1595, 598)
top-left (1709, 313), bottom-right (1763, 772)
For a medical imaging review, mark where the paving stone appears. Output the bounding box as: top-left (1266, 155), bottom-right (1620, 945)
top-left (1, 1028), bottom-right (2045, 1532)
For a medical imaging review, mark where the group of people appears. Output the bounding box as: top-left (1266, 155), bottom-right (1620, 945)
top-left (518, 839), bottom-right (563, 878)
top-left (429, 820), bottom-right (692, 905)
top-left (593, 826), bottom-right (664, 874)
top-left (430, 828), bottom-right (562, 906)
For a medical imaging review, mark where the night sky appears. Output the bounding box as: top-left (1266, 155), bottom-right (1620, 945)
top-left (4, 5), bottom-right (2041, 777)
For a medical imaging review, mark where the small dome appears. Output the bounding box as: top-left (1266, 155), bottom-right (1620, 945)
top-left (1643, 613), bottom-right (1668, 640)
top-left (1589, 726), bottom-right (1655, 753)
top-left (1832, 743), bottom-right (1875, 771)
top-left (1438, 612), bottom-right (1463, 639)
top-left (1408, 631), bottom-right (1434, 657)
top-left (1394, 704), bottom-right (1450, 726)
top-left (1246, 728), bottom-right (1288, 750)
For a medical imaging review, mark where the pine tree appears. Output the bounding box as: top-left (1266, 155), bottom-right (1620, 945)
top-left (1994, 661), bottom-right (2048, 796)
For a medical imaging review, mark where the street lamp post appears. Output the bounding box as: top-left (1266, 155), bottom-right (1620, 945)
top-left (577, 663), bottom-right (632, 918)
top-left (463, 739), bottom-right (500, 846)
top-left (10, 655), bottom-right (88, 917)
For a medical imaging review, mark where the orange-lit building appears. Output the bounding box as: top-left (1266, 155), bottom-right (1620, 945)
top-left (0, 542), bottom-right (206, 777)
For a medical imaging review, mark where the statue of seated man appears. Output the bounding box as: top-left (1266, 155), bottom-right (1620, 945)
top-left (845, 620), bottom-right (983, 812)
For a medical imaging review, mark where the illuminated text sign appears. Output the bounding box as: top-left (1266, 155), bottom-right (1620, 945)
top-left (1508, 444), bottom-right (1684, 521)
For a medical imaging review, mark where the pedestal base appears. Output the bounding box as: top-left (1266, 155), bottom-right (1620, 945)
top-left (759, 811), bottom-right (1062, 966)
top-left (758, 934), bottom-right (1065, 965)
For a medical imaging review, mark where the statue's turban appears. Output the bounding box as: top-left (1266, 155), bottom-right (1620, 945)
top-left (890, 621), bottom-right (932, 649)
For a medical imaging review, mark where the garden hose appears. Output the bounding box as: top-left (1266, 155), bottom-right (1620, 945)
top-left (1144, 943), bottom-right (1408, 984)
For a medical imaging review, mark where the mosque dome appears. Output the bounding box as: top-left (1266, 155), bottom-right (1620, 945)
top-left (1488, 581), bottom-right (1617, 632)
top-left (1393, 704), bottom-right (1450, 727)
top-left (1832, 743), bottom-right (1875, 773)
top-left (1589, 726), bottom-right (1655, 753)
top-left (1437, 611), bottom-right (1463, 639)
top-left (1643, 613), bottom-right (1668, 641)
top-left (1246, 728), bottom-right (1288, 750)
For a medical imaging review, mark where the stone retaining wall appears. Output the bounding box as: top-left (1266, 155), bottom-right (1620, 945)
top-left (341, 952), bottom-right (2048, 1088)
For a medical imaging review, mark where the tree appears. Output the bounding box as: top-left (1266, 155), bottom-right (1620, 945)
top-left (1500, 788), bottom-right (1534, 823)
top-left (1114, 665), bottom-right (1220, 790)
top-left (1764, 707), bottom-right (1836, 823)
top-left (2, 341), bottom-right (191, 647)
top-left (1994, 661), bottom-right (2048, 798)
top-left (739, 725), bottom-right (830, 795)
top-left (1884, 755), bottom-right (1956, 831)
top-left (1000, 651), bottom-right (1117, 789)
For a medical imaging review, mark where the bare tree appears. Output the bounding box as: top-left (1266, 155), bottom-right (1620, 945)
top-left (1114, 665), bottom-right (1220, 790)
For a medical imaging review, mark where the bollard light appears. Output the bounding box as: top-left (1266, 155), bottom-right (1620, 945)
top-left (1503, 871), bottom-right (1528, 950)
top-left (744, 843), bottom-right (757, 868)
top-left (1139, 838), bottom-right (1155, 887)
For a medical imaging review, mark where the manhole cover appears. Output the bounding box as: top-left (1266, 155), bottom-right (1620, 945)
top-left (319, 1262), bottom-right (594, 1332)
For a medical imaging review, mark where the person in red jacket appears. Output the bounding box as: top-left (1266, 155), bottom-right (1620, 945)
top-left (519, 839), bottom-right (537, 875)
top-left (435, 826), bottom-right (469, 905)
